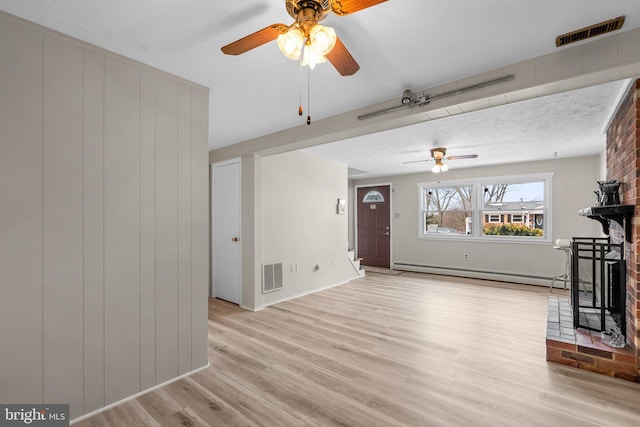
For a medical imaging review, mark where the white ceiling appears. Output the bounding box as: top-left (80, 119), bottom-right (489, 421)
top-left (304, 80), bottom-right (629, 178)
top-left (1, 0), bottom-right (639, 176)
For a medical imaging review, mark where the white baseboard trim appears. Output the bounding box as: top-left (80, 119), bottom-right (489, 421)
top-left (262, 277), bottom-right (356, 308)
top-left (240, 304), bottom-right (265, 312)
top-left (70, 363), bottom-right (210, 424)
top-left (393, 262), bottom-right (554, 288)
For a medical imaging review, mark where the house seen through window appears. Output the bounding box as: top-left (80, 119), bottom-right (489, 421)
top-left (419, 173), bottom-right (551, 241)
top-left (482, 181), bottom-right (545, 237)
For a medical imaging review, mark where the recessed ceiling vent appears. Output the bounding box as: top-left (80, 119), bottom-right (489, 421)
top-left (556, 16), bottom-right (625, 47)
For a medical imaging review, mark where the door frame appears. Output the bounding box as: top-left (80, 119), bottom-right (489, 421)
top-left (211, 158), bottom-right (242, 303)
top-left (355, 183), bottom-right (393, 269)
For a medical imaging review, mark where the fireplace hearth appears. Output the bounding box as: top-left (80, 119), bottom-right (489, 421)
top-left (546, 296), bottom-right (637, 381)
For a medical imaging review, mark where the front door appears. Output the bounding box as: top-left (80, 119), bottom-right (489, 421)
top-left (357, 185), bottom-right (391, 268)
top-left (213, 161), bottom-right (242, 304)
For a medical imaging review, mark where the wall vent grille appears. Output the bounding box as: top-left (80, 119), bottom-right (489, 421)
top-left (262, 262), bottom-right (283, 293)
top-left (556, 16), bottom-right (625, 47)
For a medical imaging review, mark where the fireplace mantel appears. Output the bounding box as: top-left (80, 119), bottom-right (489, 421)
top-left (578, 205), bottom-right (634, 242)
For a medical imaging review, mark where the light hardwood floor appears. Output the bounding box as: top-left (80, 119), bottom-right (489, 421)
top-left (76, 272), bottom-right (640, 426)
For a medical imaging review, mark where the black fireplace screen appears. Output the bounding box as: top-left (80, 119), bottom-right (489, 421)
top-left (571, 237), bottom-right (626, 336)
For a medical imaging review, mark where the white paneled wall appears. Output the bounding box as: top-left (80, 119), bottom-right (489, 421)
top-left (42, 31), bottom-right (85, 414)
top-left (0, 12), bottom-right (209, 420)
top-left (0, 12), bottom-right (44, 405)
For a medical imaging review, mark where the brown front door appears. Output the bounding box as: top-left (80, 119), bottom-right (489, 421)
top-left (357, 185), bottom-right (390, 268)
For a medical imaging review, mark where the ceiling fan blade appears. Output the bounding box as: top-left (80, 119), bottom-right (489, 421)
top-left (221, 24), bottom-right (288, 55)
top-left (325, 37), bottom-right (360, 76)
top-left (331, 0), bottom-right (388, 16)
top-left (446, 154), bottom-right (478, 160)
top-left (402, 160), bottom-right (430, 164)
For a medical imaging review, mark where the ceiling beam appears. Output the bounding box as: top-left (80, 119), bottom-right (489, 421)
top-left (210, 27), bottom-right (640, 165)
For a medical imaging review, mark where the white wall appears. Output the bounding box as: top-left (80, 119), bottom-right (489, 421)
top-left (0, 12), bottom-right (209, 420)
top-left (353, 155), bottom-right (602, 285)
top-left (259, 151), bottom-right (359, 306)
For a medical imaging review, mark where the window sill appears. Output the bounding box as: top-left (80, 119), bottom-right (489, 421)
top-left (418, 234), bottom-right (552, 245)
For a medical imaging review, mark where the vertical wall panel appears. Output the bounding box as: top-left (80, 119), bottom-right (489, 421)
top-left (83, 49), bottom-right (105, 413)
top-left (178, 83), bottom-right (193, 374)
top-left (0, 16), bottom-right (44, 404)
top-left (191, 87), bottom-right (210, 369)
top-left (155, 75), bottom-right (180, 383)
top-left (1, 11), bottom-right (209, 420)
top-left (42, 35), bottom-right (85, 418)
top-left (140, 68), bottom-right (157, 390)
top-left (104, 57), bottom-right (141, 404)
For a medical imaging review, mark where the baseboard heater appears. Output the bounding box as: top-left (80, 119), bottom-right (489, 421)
top-left (393, 262), bottom-right (553, 286)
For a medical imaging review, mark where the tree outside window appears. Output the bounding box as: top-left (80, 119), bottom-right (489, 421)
top-left (423, 185), bottom-right (472, 235)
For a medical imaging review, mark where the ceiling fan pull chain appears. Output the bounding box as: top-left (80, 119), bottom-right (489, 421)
top-left (298, 59), bottom-right (303, 116)
top-left (307, 66), bottom-right (311, 125)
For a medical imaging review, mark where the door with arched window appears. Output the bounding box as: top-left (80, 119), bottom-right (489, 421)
top-left (357, 185), bottom-right (390, 268)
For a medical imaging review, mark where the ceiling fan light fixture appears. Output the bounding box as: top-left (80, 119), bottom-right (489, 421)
top-left (277, 27), bottom-right (305, 60)
top-left (301, 42), bottom-right (328, 69)
top-left (309, 24), bottom-right (337, 56)
top-left (222, 0), bottom-right (385, 75)
top-left (431, 157), bottom-right (449, 173)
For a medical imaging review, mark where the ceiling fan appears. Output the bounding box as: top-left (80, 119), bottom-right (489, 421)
top-left (403, 148), bottom-right (478, 173)
top-left (221, 0), bottom-right (388, 76)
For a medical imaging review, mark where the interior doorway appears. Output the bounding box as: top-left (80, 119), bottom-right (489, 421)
top-left (356, 185), bottom-right (391, 268)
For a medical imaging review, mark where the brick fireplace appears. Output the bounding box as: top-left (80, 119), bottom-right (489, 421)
top-left (546, 79), bottom-right (640, 382)
top-left (607, 79), bottom-right (640, 377)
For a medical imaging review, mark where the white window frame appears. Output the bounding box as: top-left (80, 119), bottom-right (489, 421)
top-left (509, 214), bottom-right (525, 223)
top-left (487, 214), bottom-right (501, 223)
top-left (418, 172), bottom-right (553, 243)
top-left (420, 180), bottom-right (473, 237)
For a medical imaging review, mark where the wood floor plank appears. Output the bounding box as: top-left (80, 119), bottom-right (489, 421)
top-left (75, 272), bottom-right (640, 426)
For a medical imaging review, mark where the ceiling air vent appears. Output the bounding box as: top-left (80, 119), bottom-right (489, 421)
top-left (556, 16), bottom-right (625, 47)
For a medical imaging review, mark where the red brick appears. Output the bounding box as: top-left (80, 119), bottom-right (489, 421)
top-left (548, 356), bottom-right (579, 369)
top-left (595, 358), bottom-right (638, 377)
top-left (612, 350), bottom-right (636, 365)
top-left (562, 351), bottom-right (595, 365)
top-left (546, 347), bottom-right (562, 361)
top-left (578, 344), bottom-right (613, 359)
top-left (578, 362), bottom-right (610, 376)
top-left (546, 339), bottom-right (576, 351)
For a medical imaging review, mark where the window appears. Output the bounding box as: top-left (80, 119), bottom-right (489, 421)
top-left (509, 214), bottom-right (525, 223)
top-left (418, 173), bottom-right (552, 242)
top-left (486, 214), bottom-right (502, 223)
top-left (362, 190), bottom-right (384, 203)
top-left (482, 180), bottom-right (545, 238)
top-left (421, 185), bottom-right (472, 236)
